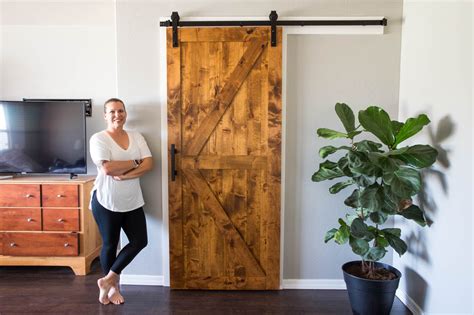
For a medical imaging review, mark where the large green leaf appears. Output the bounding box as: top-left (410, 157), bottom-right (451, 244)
top-left (350, 236), bottom-right (370, 256)
top-left (335, 103), bottom-right (356, 133)
top-left (344, 189), bottom-right (360, 208)
top-left (337, 157), bottom-right (353, 177)
top-left (381, 187), bottom-right (399, 214)
top-left (368, 152), bottom-right (404, 173)
top-left (370, 211), bottom-right (388, 224)
top-left (383, 166), bottom-right (421, 198)
top-left (381, 228), bottom-right (401, 237)
top-left (392, 120), bottom-right (404, 135)
top-left (334, 224), bottom-right (350, 244)
top-left (329, 179), bottom-right (355, 194)
top-left (350, 218), bottom-right (371, 239)
top-left (384, 232), bottom-right (407, 256)
top-left (319, 145), bottom-right (351, 159)
top-left (312, 161), bottom-right (345, 182)
top-left (324, 228), bottom-right (338, 243)
top-left (393, 114), bottom-right (430, 148)
top-left (358, 106), bottom-right (395, 147)
top-left (375, 236), bottom-right (389, 248)
top-left (398, 204), bottom-right (427, 226)
top-left (390, 145), bottom-right (438, 168)
top-left (359, 184), bottom-right (384, 213)
top-left (345, 213), bottom-right (359, 225)
top-left (353, 175), bottom-right (377, 187)
top-left (364, 247), bottom-right (387, 261)
top-left (354, 140), bottom-right (383, 153)
top-left (347, 151), bottom-right (381, 177)
top-left (317, 128), bottom-right (347, 139)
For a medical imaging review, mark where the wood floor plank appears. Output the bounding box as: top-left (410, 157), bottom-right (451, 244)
top-left (0, 260), bottom-right (413, 314)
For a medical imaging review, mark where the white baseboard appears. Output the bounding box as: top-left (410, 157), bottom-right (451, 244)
top-left (282, 279), bottom-right (346, 290)
top-left (119, 274), bottom-right (164, 286)
top-left (118, 276), bottom-right (346, 289)
top-left (396, 289), bottom-right (423, 315)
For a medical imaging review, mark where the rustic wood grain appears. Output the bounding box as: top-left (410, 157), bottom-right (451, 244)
top-left (168, 27), bottom-right (281, 290)
top-left (180, 27), bottom-right (269, 43)
top-left (183, 169), bottom-right (265, 278)
top-left (181, 156), bottom-right (267, 170)
top-left (265, 27), bottom-right (282, 289)
top-left (184, 39), bottom-right (267, 156)
top-left (167, 27), bottom-right (185, 288)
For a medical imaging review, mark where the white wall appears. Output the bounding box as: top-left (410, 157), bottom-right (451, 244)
top-left (395, 1), bottom-right (473, 314)
top-left (0, 1), bottom-right (117, 162)
top-left (115, 2), bottom-right (163, 277)
top-left (284, 30), bottom-right (402, 279)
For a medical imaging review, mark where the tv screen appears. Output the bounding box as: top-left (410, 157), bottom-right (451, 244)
top-left (0, 100), bottom-right (87, 174)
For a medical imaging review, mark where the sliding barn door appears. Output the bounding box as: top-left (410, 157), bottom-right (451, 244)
top-left (167, 27), bottom-right (282, 290)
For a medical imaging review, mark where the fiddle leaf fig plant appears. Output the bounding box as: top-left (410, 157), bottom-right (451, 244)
top-left (313, 103), bottom-right (438, 278)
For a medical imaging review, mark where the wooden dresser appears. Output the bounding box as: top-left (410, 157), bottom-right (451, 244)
top-left (0, 175), bottom-right (100, 275)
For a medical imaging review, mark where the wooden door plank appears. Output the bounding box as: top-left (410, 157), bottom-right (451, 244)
top-left (182, 40), bottom-right (204, 278)
top-left (265, 27), bottom-right (283, 289)
top-left (180, 27), bottom-right (268, 43)
top-left (182, 169), bottom-right (265, 277)
top-left (181, 156), bottom-right (268, 170)
top-left (184, 40), bottom-right (268, 156)
top-left (167, 28), bottom-right (185, 288)
top-left (218, 42), bottom-right (239, 281)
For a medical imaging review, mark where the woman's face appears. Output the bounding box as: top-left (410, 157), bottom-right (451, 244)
top-left (104, 101), bottom-right (127, 129)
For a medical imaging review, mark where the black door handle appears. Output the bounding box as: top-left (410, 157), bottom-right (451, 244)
top-left (171, 144), bottom-right (178, 181)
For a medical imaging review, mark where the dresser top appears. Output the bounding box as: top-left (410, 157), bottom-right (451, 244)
top-left (0, 175), bottom-right (95, 184)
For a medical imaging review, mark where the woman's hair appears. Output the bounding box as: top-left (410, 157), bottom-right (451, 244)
top-left (103, 98), bottom-right (126, 113)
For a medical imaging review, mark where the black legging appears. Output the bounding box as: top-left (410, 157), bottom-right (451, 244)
top-left (91, 191), bottom-right (148, 275)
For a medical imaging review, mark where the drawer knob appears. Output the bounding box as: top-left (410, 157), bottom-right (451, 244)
top-left (57, 194), bottom-right (65, 198)
top-left (10, 242), bottom-right (16, 247)
top-left (64, 243), bottom-right (70, 247)
top-left (25, 194), bottom-right (33, 198)
top-left (57, 218), bottom-right (65, 223)
top-left (27, 218), bottom-right (33, 222)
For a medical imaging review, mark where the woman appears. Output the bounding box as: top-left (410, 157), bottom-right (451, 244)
top-left (89, 98), bottom-right (153, 305)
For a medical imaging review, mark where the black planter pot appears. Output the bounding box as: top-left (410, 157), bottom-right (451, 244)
top-left (342, 261), bottom-right (402, 315)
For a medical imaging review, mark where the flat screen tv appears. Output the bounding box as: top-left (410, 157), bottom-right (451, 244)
top-left (0, 100), bottom-right (87, 175)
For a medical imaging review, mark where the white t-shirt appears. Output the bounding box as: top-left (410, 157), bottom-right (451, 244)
top-left (89, 130), bottom-right (152, 212)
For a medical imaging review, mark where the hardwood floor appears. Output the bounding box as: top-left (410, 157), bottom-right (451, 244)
top-left (0, 259), bottom-right (412, 314)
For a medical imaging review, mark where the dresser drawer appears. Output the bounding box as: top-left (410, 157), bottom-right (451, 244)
top-left (42, 185), bottom-right (79, 207)
top-left (0, 185), bottom-right (40, 207)
top-left (2, 232), bottom-right (79, 256)
top-left (43, 209), bottom-right (80, 231)
top-left (0, 208), bottom-right (41, 231)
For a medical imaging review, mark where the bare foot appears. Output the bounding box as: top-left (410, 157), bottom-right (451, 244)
top-left (108, 285), bottom-right (125, 305)
top-left (97, 277), bottom-right (112, 305)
